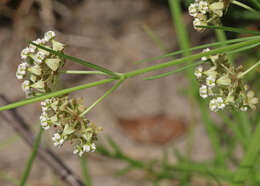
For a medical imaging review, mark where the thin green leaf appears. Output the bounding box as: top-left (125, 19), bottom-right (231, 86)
top-left (135, 35), bottom-right (259, 64)
top-left (144, 61), bottom-right (204, 80)
top-left (197, 25), bottom-right (260, 35)
top-left (29, 41), bottom-right (119, 78)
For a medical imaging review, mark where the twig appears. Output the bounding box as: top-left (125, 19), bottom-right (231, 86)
top-left (0, 95), bottom-right (84, 186)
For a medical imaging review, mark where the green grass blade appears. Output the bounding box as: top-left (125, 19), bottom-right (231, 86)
top-left (197, 25), bottom-right (260, 35)
top-left (29, 42), bottom-right (119, 78)
top-left (144, 61), bottom-right (204, 80)
top-left (0, 78), bottom-right (115, 112)
top-left (135, 35), bottom-right (259, 64)
top-left (20, 128), bottom-right (43, 186)
top-left (80, 156), bottom-right (92, 186)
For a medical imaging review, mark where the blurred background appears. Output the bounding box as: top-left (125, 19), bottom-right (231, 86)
top-left (0, 0), bottom-right (259, 186)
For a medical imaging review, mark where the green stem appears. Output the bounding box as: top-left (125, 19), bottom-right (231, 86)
top-left (20, 128), bottom-right (43, 186)
top-left (79, 77), bottom-right (125, 117)
top-left (238, 60), bottom-right (260, 78)
top-left (231, 0), bottom-right (256, 12)
top-left (231, 120), bottom-right (260, 185)
top-left (80, 156), bottom-right (92, 186)
top-left (124, 37), bottom-right (260, 78)
top-left (136, 35), bottom-right (259, 64)
top-left (0, 78), bottom-right (116, 112)
top-left (1, 37), bottom-right (260, 112)
top-left (63, 70), bottom-right (109, 76)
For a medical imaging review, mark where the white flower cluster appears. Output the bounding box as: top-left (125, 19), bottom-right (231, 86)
top-left (189, 0), bottom-right (226, 32)
top-left (16, 31), bottom-right (65, 97)
top-left (195, 49), bottom-right (258, 112)
top-left (73, 143), bottom-right (96, 157)
top-left (40, 96), bottom-right (102, 156)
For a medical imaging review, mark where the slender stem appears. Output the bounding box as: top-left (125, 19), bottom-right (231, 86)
top-left (124, 37), bottom-right (260, 78)
top-left (136, 35), bottom-right (259, 64)
top-left (144, 61), bottom-right (204, 80)
top-left (232, 0), bottom-right (256, 12)
top-left (63, 70), bottom-right (108, 76)
top-left (79, 77), bottom-right (125, 117)
top-left (20, 128), bottom-right (43, 186)
top-left (0, 78), bottom-right (116, 112)
top-left (1, 37), bottom-right (260, 112)
top-left (231, 120), bottom-right (260, 185)
top-left (238, 60), bottom-right (260, 78)
top-left (80, 156), bottom-right (92, 186)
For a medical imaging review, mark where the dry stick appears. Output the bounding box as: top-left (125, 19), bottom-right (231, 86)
top-left (0, 95), bottom-right (84, 186)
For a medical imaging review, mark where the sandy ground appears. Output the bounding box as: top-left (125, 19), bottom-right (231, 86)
top-left (0, 0), bottom-right (215, 185)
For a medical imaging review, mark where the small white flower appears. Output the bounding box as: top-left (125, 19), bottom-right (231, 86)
top-left (79, 150), bottom-right (84, 157)
top-left (194, 65), bottom-right (203, 78)
top-left (73, 149), bottom-right (79, 154)
top-left (52, 133), bottom-right (64, 147)
top-left (34, 51), bottom-right (46, 64)
top-left (198, 1), bottom-right (208, 14)
top-left (240, 106), bottom-right (248, 112)
top-left (209, 99), bottom-right (219, 112)
top-left (83, 145), bottom-right (90, 152)
top-left (21, 48), bottom-right (30, 59)
top-left (21, 80), bottom-right (31, 92)
top-left (193, 18), bottom-right (207, 31)
top-left (201, 48), bottom-right (210, 61)
top-left (216, 97), bottom-right (225, 110)
top-left (44, 31), bottom-right (56, 42)
top-left (189, 3), bottom-right (198, 17)
top-left (91, 143), bottom-right (96, 152)
top-left (206, 76), bottom-right (216, 88)
top-left (199, 85), bottom-right (208, 99)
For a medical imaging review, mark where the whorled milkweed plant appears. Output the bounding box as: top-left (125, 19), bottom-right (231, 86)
top-left (6, 27), bottom-right (260, 158)
top-left (0, 1), bottom-right (260, 185)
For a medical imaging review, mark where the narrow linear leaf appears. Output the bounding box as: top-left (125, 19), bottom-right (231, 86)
top-left (197, 25), bottom-right (260, 35)
top-left (29, 41), bottom-right (119, 77)
top-left (136, 35), bottom-right (259, 64)
top-left (144, 61), bottom-right (204, 80)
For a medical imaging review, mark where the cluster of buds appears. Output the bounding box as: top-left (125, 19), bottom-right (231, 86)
top-left (189, 0), bottom-right (227, 32)
top-left (40, 96), bottom-right (102, 156)
top-left (16, 31), bottom-right (65, 97)
top-left (195, 48), bottom-right (258, 112)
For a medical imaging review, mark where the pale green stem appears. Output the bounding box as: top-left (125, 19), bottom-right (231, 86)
top-left (238, 60), bottom-right (260, 78)
top-left (1, 37), bottom-right (260, 112)
top-left (63, 70), bottom-right (109, 76)
top-left (79, 77), bottom-right (125, 117)
top-left (231, 0), bottom-right (256, 12)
